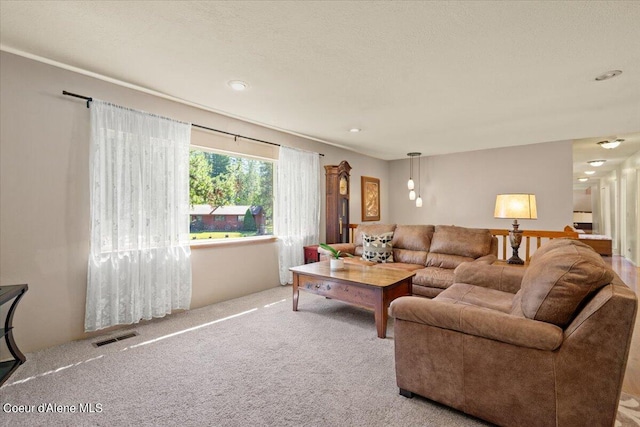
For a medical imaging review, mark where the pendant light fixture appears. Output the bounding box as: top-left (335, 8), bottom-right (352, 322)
top-left (407, 153), bottom-right (420, 200)
top-left (415, 154), bottom-right (423, 208)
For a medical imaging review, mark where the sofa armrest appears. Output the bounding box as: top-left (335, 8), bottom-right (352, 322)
top-left (390, 296), bottom-right (563, 351)
top-left (454, 262), bottom-right (524, 293)
top-left (317, 243), bottom-right (356, 258)
top-left (474, 254), bottom-right (497, 264)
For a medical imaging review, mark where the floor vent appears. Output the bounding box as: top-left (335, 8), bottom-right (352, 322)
top-left (93, 331), bottom-right (138, 347)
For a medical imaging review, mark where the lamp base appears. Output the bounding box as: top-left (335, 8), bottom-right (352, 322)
top-left (507, 254), bottom-right (525, 265)
top-left (508, 223), bottom-right (525, 265)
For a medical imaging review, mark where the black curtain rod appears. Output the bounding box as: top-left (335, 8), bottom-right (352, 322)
top-left (62, 90), bottom-right (323, 156)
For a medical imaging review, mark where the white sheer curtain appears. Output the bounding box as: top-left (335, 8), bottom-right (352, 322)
top-left (85, 100), bottom-right (192, 332)
top-left (275, 146), bottom-right (321, 285)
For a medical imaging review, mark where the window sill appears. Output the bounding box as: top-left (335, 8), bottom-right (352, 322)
top-left (190, 235), bottom-right (277, 249)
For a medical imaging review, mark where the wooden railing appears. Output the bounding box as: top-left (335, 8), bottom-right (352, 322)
top-left (490, 226), bottom-right (579, 262)
top-left (348, 223), bottom-right (579, 262)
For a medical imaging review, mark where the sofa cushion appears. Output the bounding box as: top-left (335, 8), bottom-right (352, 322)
top-left (375, 262), bottom-right (423, 272)
top-left (436, 283), bottom-right (514, 313)
top-left (353, 224), bottom-right (396, 247)
top-left (391, 225), bottom-right (434, 265)
top-left (362, 232), bottom-right (394, 263)
top-left (426, 253), bottom-right (475, 269)
top-left (518, 239), bottom-right (614, 327)
top-left (414, 267), bottom-right (455, 289)
top-left (429, 225), bottom-right (493, 259)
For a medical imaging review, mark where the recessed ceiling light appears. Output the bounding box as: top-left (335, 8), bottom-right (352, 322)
top-left (578, 177), bottom-right (589, 182)
top-left (584, 170), bottom-right (596, 175)
top-left (228, 80), bottom-right (248, 91)
top-left (595, 70), bottom-right (622, 81)
top-left (349, 128), bottom-right (361, 133)
top-left (597, 139), bottom-right (623, 149)
top-left (587, 160), bottom-right (606, 167)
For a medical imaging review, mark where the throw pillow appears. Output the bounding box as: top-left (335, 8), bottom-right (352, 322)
top-left (362, 232), bottom-right (394, 263)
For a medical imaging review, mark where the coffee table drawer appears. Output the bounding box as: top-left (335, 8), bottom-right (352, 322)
top-left (297, 276), bottom-right (377, 307)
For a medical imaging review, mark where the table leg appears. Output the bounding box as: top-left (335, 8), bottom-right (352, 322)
top-left (292, 272), bottom-right (299, 311)
top-left (374, 289), bottom-right (387, 339)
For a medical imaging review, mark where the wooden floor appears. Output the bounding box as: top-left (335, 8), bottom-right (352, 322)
top-left (605, 256), bottom-right (640, 396)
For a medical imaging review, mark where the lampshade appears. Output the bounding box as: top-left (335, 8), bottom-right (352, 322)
top-left (407, 179), bottom-right (414, 190)
top-left (494, 194), bottom-right (537, 219)
top-left (409, 190), bottom-right (416, 200)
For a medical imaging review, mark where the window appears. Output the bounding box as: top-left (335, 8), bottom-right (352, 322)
top-left (189, 147), bottom-right (274, 241)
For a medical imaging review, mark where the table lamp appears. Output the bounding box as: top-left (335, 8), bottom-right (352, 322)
top-left (494, 194), bottom-right (537, 264)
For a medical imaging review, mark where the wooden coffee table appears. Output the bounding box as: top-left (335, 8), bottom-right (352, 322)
top-left (290, 261), bottom-right (415, 338)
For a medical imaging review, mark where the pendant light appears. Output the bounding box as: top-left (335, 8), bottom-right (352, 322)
top-left (407, 152), bottom-right (420, 200)
top-left (415, 154), bottom-right (423, 208)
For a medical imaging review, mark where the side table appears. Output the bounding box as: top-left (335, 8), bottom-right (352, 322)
top-left (1, 284), bottom-right (28, 386)
top-left (303, 245), bottom-right (320, 264)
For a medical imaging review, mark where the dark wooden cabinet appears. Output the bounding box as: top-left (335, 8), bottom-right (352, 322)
top-left (325, 161), bottom-right (351, 244)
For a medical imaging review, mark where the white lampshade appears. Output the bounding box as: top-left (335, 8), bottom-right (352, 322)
top-left (494, 194), bottom-right (537, 219)
top-left (409, 190), bottom-right (416, 200)
top-left (416, 196), bottom-right (423, 207)
top-left (407, 179), bottom-right (414, 190)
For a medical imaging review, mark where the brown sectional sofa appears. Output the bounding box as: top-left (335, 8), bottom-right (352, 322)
top-left (390, 238), bottom-right (638, 426)
top-left (320, 223), bottom-right (498, 297)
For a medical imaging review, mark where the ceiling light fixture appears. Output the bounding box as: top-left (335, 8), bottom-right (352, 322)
top-left (595, 70), bottom-right (622, 81)
top-left (349, 128), bottom-right (361, 133)
top-left (578, 178), bottom-right (588, 182)
top-left (587, 160), bottom-right (606, 167)
top-left (584, 170), bottom-right (595, 175)
top-left (406, 152), bottom-right (420, 200)
top-left (415, 155), bottom-right (423, 208)
top-left (597, 139), bottom-right (624, 149)
top-left (228, 80), bottom-right (248, 91)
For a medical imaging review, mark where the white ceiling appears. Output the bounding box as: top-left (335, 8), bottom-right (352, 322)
top-left (1, 1), bottom-right (639, 161)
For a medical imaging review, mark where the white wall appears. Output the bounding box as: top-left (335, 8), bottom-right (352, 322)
top-left (388, 141), bottom-right (574, 231)
top-left (573, 189), bottom-right (592, 212)
top-left (0, 52), bottom-right (388, 352)
top-left (620, 151), bottom-right (640, 265)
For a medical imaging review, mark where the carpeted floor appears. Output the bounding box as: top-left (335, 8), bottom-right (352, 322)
top-left (1, 286), bottom-right (639, 426)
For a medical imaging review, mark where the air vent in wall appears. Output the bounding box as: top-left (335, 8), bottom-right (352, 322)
top-left (92, 331), bottom-right (138, 347)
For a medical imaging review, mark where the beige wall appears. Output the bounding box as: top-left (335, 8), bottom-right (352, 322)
top-left (0, 52), bottom-right (388, 353)
top-left (388, 141), bottom-right (574, 258)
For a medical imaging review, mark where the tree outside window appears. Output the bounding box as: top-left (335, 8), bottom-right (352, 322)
top-left (189, 149), bottom-right (273, 240)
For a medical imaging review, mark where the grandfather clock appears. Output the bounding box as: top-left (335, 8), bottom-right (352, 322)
top-left (325, 161), bottom-right (351, 244)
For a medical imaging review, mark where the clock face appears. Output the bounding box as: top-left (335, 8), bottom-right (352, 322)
top-left (339, 176), bottom-right (348, 195)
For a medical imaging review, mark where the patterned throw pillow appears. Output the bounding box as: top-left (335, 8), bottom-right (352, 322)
top-left (362, 232), bottom-right (394, 263)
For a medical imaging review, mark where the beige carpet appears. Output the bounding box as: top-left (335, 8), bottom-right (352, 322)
top-left (1, 286), bottom-right (638, 426)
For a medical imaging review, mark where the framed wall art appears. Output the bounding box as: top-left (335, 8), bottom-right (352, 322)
top-left (361, 176), bottom-right (380, 222)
